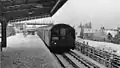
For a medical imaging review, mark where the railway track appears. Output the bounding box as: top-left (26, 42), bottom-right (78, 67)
top-left (69, 50), bottom-right (100, 68)
top-left (54, 54), bottom-right (66, 68)
top-left (54, 53), bottom-right (80, 68)
top-left (62, 54), bottom-right (81, 68)
top-left (53, 51), bottom-right (100, 68)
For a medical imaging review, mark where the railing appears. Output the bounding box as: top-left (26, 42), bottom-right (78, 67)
top-left (75, 41), bottom-right (120, 68)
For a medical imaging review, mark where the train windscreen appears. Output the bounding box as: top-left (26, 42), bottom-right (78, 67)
top-left (60, 28), bottom-right (66, 36)
top-left (51, 28), bottom-right (59, 40)
top-left (52, 28), bottom-right (59, 35)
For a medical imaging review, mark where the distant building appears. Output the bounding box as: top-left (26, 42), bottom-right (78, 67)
top-left (117, 27), bottom-right (120, 31)
top-left (104, 29), bottom-right (118, 37)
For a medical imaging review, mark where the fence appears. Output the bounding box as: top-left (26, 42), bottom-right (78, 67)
top-left (75, 41), bottom-right (120, 68)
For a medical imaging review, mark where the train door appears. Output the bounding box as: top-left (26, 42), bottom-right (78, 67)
top-left (44, 30), bottom-right (50, 46)
top-left (48, 31), bottom-right (51, 45)
top-left (43, 29), bottom-right (45, 41)
top-left (60, 28), bottom-right (66, 39)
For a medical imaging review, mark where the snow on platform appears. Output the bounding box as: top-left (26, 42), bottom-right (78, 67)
top-left (1, 33), bottom-right (61, 68)
top-left (6, 33), bottom-right (45, 48)
top-left (76, 37), bottom-right (120, 56)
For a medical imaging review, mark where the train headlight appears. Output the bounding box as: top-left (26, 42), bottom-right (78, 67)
top-left (51, 41), bottom-right (57, 45)
top-left (54, 42), bottom-right (56, 45)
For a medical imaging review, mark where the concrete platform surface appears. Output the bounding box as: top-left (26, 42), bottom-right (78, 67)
top-left (1, 33), bottom-right (61, 68)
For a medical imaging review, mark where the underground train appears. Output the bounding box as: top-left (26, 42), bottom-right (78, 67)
top-left (37, 23), bottom-right (76, 52)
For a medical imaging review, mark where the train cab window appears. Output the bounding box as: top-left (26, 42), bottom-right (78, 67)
top-left (60, 28), bottom-right (66, 36)
top-left (52, 29), bottom-right (59, 34)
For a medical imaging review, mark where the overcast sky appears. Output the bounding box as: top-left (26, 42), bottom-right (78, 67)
top-left (52, 0), bottom-right (120, 29)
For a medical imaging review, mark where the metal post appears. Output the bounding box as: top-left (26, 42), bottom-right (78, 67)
top-left (0, 18), bottom-right (7, 51)
top-left (0, 2), bottom-right (8, 51)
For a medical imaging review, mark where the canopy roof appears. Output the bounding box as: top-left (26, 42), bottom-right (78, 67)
top-left (0, 0), bottom-right (67, 22)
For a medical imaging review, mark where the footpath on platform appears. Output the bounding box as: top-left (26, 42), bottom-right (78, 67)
top-left (1, 33), bottom-right (61, 68)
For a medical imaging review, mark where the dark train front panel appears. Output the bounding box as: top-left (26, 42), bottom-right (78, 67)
top-left (37, 24), bottom-right (75, 53)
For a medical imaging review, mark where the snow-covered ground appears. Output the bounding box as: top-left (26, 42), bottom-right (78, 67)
top-left (1, 33), bottom-right (61, 68)
top-left (76, 37), bottom-right (120, 56)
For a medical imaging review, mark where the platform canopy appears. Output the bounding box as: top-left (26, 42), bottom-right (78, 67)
top-left (0, 0), bottom-right (67, 22)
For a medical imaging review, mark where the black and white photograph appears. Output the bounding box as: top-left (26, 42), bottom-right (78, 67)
top-left (0, 0), bottom-right (120, 68)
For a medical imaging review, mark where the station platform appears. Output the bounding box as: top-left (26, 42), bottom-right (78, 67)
top-left (1, 33), bottom-right (61, 68)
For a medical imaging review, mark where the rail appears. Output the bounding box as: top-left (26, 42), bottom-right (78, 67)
top-left (69, 51), bottom-right (100, 68)
top-left (62, 54), bottom-right (80, 68)
top-left (53, 54), bottom-right (66, 68)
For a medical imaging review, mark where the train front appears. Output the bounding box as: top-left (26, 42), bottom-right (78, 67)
top-left (50, 24), bottom-right (75, 52)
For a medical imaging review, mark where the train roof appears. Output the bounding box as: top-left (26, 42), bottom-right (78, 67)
top-left (52, 23), bottom-right (73, 28)
top-left (54, 23), bottom-right (72, 26)
top-left (38, 23), bottom-right (74, 31)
